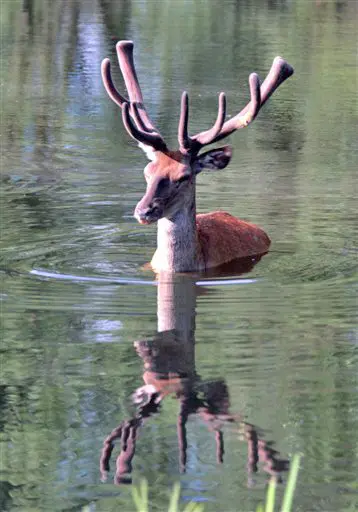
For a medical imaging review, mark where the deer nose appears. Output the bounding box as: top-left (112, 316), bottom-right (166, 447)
top-left (134, 204), bottom-right (157, 224)
top-left (135, 207), bottom-right (151, 224)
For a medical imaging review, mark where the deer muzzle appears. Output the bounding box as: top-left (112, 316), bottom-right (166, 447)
top-left (134, 198), bottom-right (164, 225)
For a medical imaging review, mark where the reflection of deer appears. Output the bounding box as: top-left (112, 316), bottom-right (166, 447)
top-left (100, 270), bottom-right (288, 485)
top-left (101, 41), bottom-right (294, 272)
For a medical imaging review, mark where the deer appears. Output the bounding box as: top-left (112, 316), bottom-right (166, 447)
top-left (101, 41), bottom-right (294, 273)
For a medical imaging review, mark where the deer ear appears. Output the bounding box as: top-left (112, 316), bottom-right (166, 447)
top-left (193, 145), bottom-right (232, 174)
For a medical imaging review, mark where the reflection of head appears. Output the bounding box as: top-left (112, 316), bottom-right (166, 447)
top-left (199, 379), bottom-right (230, 416)
top-left (134, 331), bottom-right (196, 378)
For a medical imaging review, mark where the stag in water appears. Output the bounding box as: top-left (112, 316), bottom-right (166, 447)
top-left (101, 41), bottom-right (294, 272)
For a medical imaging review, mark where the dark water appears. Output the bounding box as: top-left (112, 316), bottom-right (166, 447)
top-left (1, 0), bottom-right (358, 511)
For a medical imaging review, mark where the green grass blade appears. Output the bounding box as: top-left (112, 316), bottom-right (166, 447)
top-left (168, 482), bottom-right (181, 512)
top-left (265, 478), bottom-right (277, 512)
top-left (183, 502), bottom-right (205, 512)
top-left (280, 454), bottom-right (302, 512)
top-left (140, 479), bottom-right (149, 512)
top-left (131, 485), bottom-right (143, 512)
top-left (183, 502), bottom-right (197, 512)
top-left (132, 480), bottom-right (149, 512)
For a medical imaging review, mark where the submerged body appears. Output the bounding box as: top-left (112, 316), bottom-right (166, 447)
top-left (196, 212), bottom-right (270, 268)
top-left (151, 210), bottom-right (271, 273)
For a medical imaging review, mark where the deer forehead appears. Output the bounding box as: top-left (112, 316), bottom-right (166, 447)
top-left (145, 150), bottom-right (192, 181)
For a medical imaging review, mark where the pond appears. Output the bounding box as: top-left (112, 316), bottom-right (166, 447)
top-left (1, 0), bottom-right (357, 510)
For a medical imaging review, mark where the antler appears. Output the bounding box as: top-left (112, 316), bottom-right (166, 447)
top-left (102, 42), bottom-right (293, 155)
top-left (100, 419), bottom-right (139, 485)
top-left (178, 91), bottom-right (227, 152)
top-left (178, 56), bottom-right (294, 153)
top-left (101, 41), bottom-right (167, 151)
top-left (100, 392), bottom-right (161, 485)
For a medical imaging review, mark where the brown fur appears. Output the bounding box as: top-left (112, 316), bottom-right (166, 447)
top-left (145, 150), bottom-right (190, 180)
top-left (142, 151), bottom-right (271, 273)
top-left (196, 211), bottom-right (271, 269)
top-left (150, 209), bottom-right (270, 273)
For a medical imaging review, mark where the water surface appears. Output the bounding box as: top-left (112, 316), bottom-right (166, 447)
top-left (1, 1), bottom-right (358, 511)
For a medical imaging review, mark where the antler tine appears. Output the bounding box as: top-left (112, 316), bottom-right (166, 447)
top-left (116, 42), bottom-right (143, 103)
top-left (193, 92), bottom-right (227, 146)
top-left (178, 92), bottom-right (227, 154)
top-left (116, 41), bottom-right (162, 136)
top-left (101, 40), bottom-right (167, 151)
top-left (207, 73), bottom-right (261, 143)
top-left (178, 91), bottom-right (191, 152)
top-left (101, 58), bottom-right (128, 108)
top-left (197, 57), bottom-right (294, 146)
top-left (259, 56), bottom-right (294, 108)
top-left (132, 102), bottom-right (150, 132)
top-left (122, 103), bottom-right (167, 151)
top-left (236, 72), bottom-right (261, 127)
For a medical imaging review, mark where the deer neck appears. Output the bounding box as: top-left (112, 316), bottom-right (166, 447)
top-left (153, 189), bottom-right (201, 273)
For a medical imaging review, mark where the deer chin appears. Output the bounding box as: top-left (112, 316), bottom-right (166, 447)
top-left (137, 217), bottom-right (155, 225)
top-left (135, 208), bottom-right (163, 225)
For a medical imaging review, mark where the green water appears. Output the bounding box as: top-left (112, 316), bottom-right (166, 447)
top-left (1, 0), bottom-right (357, 511)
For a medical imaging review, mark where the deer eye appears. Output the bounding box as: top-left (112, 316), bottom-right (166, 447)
top-left (157, 178), bottom-right (170, 193)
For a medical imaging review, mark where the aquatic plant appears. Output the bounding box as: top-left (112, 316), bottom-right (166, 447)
top-left (131, 454), bottom-right (301, 512)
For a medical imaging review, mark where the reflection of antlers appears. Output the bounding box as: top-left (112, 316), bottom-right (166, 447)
top-left (100, 376), bottom-right (288, 485)
top-left (177, 397), bottom-right (189, 473)
top-left (100, 394), bottom-right (161, 485)
top-left (244, 423), bottom-right (289, 486)
top-left (100, 419), bottom-right (138, 485)
top-left (177, 381), bottom-right (231, 473)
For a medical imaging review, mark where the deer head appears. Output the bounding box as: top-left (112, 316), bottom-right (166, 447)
top-left (101, 41), bottom-right (294, 225)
